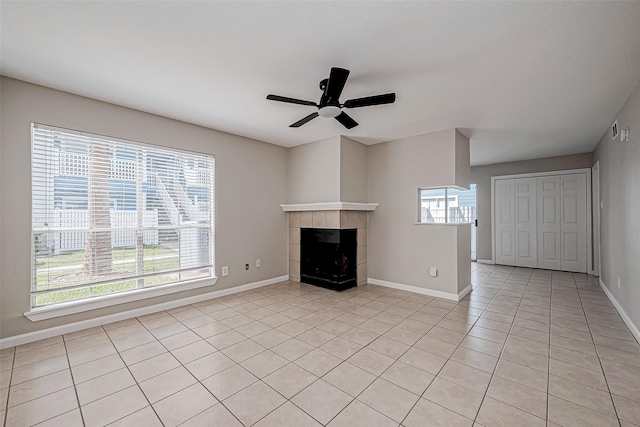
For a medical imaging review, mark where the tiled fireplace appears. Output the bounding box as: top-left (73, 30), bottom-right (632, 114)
top-left (288, 210), bottom-right (368, 287)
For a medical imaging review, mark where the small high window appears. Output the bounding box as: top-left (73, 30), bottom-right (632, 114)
top-left (418, 185), bottom-right (476, 224)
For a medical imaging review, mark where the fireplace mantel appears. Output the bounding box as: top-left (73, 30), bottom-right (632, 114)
top-left (281, 202), bottom-right (378, 212)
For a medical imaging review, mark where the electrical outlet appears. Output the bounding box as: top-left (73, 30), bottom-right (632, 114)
top-left (221, 266), bottom-right (228, 276)
top-left (617, 276), bottom-right (621, 289)
top-left (245, 263), bottom-right (250, 271)
top-left (256, 259), bottom-right (261, 268)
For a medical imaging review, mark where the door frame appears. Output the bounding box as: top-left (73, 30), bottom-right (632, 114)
top-left (592, 162), bottom-right (601, 276)
top-left (471, 183), bottom-right (478, 262)
top-left (491, 168), bottom-right (593, 274)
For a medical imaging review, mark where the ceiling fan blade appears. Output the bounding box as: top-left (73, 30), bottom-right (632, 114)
top-left (322, 67), bottom-right (350, 104)
top-left (290, 112), bottom-right (319, 128)
top-left (334, 111), bottom-right (358, 129)
top-left (344, 93), bottom-right (396, 109)
top-left (267, 94), bottom-right (317, 107)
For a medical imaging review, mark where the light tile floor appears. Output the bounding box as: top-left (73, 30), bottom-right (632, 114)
top-left (2, 263), bottom-right (640, 426)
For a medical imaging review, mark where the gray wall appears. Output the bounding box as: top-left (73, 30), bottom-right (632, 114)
top-left (470, 152), bottom-right (593, 261)
top-left (455, 130), bottom-right (471, 189)
top-left (287, 136), bottom-right (340, 204)
top-left (594, 83), bottom-right (640, 331)
top-left (0, 78), bottom-right (289, 338)
top-left (340, 136), bottom-right (368, 202)
top-left (367, 129), bottom-right (471, 295)
top-left (287, 135), bottom-right (368, 204)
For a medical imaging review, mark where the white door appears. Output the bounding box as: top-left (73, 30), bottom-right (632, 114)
top-left (537, 175), bottom-right (562, 270)
top-left (515, 178), bottom-right (537, 268)
top-left (495, 179), bottom-right (516, 266)
top-left (561, 173), bottom-right (588, 272)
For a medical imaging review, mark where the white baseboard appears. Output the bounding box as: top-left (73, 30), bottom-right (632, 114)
top-left (368, 278), bottom-right (471, 302)
top-left (457, 283), bottom-right (473, 300)
top-left (0, 275), bottom-right (289, 350)
top-left (599, 278), bottom-right (640, 344)
top-left (476, 259), bottom-right (495, 265)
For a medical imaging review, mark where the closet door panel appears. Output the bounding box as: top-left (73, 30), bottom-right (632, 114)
top-left (515, 177), bottom-right (537, 268)
top-left (495, 179), bottom-right (516, 266)
top-left (537, 176), bottom-right (561, 270)
top-left (561, 174), bottom-right (587, 272)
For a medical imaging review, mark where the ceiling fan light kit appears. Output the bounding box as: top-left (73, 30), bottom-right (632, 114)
top-left (318, 105), bottom-right (341, 118)
top-left (267, 67), bottom-right (396, 129)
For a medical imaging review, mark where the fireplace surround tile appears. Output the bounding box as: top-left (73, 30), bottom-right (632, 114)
top-left (357, 211), bottom-right (367, 228)
top-left (357, 264), bottom-right (367, 286)
top-left (300, 212), bottom-right (313, 228)
top-left (358, 228), bottom-right (367, 246)
top-left (289, 228), bottom-right (300, 245)
top-left (312, 211), bottom-right (327, 228)
top-left (357, 245), bottom-right (367, 265)
top-left (289, 212), bottom-right (300, 228)
top-left (289, 244), bottom-right (300, 262)
top-left (346, 211), bottom-right (358, 229)
top-left (289, 261), bottom-right (300, 281)
top-left (326, 211), bottom-right (340, 228)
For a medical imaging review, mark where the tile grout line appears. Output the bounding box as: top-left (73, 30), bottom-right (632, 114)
top-left (284, 288), bottom-right (432, 426)
top-left (138, 302), bottom-right (247, 427)
top-left (472, 268), bottom-right (540, 425)
top-left (63, 332), bottom-right (88, 427)
top-left (574, 274), bottom-right (623, 426)
top-left (251, 283), bottom-right (443, 425)
top-left (102, 318), bottom-right (168, 427)
top-left (546, 274), bottom-right (557, 426)
top-left (2, 349), bottom-right (16, 427)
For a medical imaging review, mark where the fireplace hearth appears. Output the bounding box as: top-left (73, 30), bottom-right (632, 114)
top-left (300, 228), bottom-right (357, 291)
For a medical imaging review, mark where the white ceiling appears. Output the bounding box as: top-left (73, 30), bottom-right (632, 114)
top-left (2, 1), bottom-right (640, 165)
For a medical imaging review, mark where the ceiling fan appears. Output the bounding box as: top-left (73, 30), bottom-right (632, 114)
top-left (266, 67), bottom-right (396, 129)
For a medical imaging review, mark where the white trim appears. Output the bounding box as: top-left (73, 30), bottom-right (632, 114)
top-left (457, 283), bottom-right (473, 300)
top-left (1, 275), bottom-right (288, 349)
top-left (413, 222), bottom-right (473, 226)
top-left (476, 259), bottom-right (495, 265)
top-left (281, 202), bottom-right (378, 212)
top-left (491, 168), bottom-right (593, 274)
top-left (489, 168), bottom-right (592, 181)
top-left (420, 185), bottom-right (469, 191)
top-left (491, 176), bottom-right (495, 265)
top-left (368, 278), bottom-right (470, 302)
top-left (26, 277), bottom-right (219, 322)
top-left (586, 168), bottom-right (593, 275)
top-left (599, 278), bottom-right (640, 344)
top-left (592, 161), bottom-right (601, 277)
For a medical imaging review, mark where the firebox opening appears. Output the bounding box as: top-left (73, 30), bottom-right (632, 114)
top-left (300, 228), bottom-right (357, 291)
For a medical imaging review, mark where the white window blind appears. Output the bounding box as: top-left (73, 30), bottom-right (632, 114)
top-left (31, 123), bottom-right (215, 308)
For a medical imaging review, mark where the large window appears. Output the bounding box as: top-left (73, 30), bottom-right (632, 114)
top-left (31, 123), bottom-right (215, 308)
top-left (419, 185), bottom-right (476, 224)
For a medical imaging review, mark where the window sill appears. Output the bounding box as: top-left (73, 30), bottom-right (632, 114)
top-left (25, 276), bottom-right (219, 322)
top-left (414, 222), bottom-right (473, 226)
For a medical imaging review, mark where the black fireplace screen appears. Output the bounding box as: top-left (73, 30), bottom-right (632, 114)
top-left (300, 228), bottom-right (357, 291)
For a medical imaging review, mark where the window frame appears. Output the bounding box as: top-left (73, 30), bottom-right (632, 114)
top-left (417, 186), bottom-right (474, 225)
top-left (27, 123), bottom-right (217, 321)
